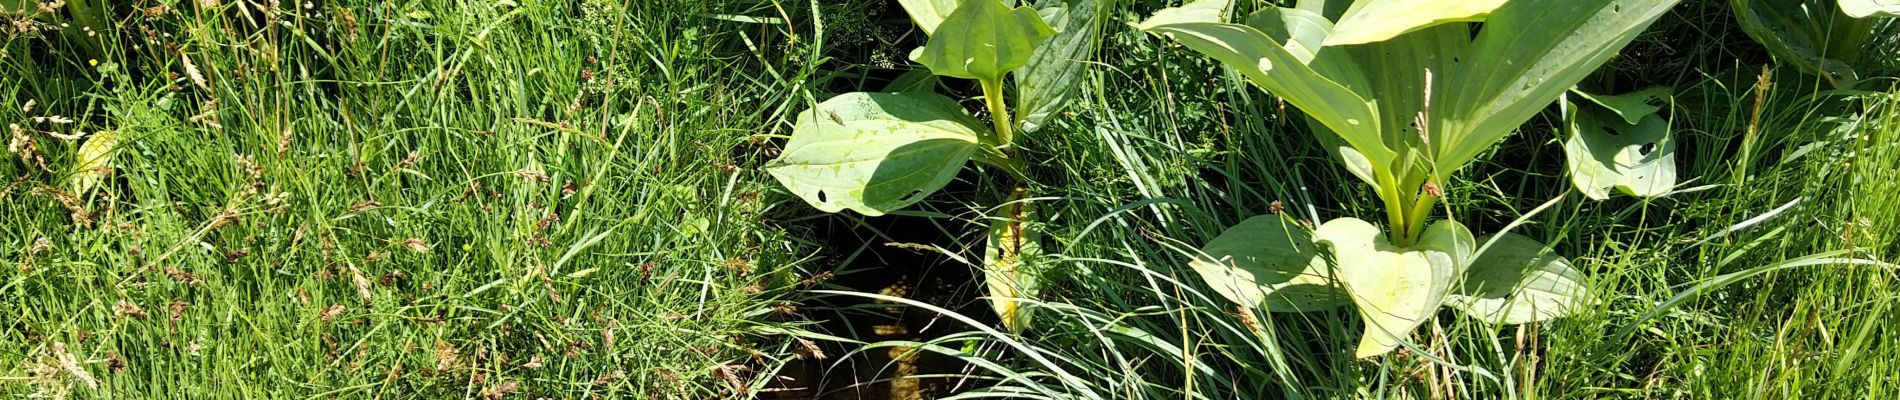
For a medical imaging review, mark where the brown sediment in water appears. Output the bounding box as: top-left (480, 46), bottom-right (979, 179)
top-left (769, 213), bottom-right (996, 400)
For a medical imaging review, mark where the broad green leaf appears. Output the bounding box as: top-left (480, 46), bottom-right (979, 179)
top-left (1340, 23), bottom-right (1466, 184)
top-left (1017, 0), bottom-right (1105, 133)
top-left (765, 92), bottom-right (988, 216)
top-left (71, 130), bottom-right (120, 197)
top-left (1445, 234), bottom-right (1587, 324)
top-left (1140, 9), bottom-right (1392, 166)
top-left (1188, 216), bottom-right (1345, 312)
top-left (1573, 86), bottom-right (1672, 125)
top-left (985, 192), bottom-right (1043, 332)
top-left (1416, 219), bottom-right (1477, 277)
top-left (1563, 96), bottom-right (1678, 199)
top-left (1326, 0), bottom-right (1508, 46)
top-left (1840, 0), bottom-right (1900, 17)
top-left (897, 0), bottom-right (962, 35)
top-left (1732, 0), bottom-right (1873, 89)
top-left (1433, 0), bottom-right (1680, 176)
top-left (912, 0), bottom-right (1057, 83)
top-left (1315, 217), bottom-right (1456, 358)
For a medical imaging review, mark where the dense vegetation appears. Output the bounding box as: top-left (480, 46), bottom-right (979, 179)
top-left (3, 0), bottom-right (1896, 399)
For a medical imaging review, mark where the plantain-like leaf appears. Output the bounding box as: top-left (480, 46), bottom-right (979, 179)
top-left (765, 92), bottom-right (989, 216)
top-left (1445, 234), bottom-right (1587, 325)
top-left (1326, 0), bottom-right (1507, 46)
top-left (1432, 0), bottom-right (1679, 176)
top-left (1140, 6), bottom-right (1393, 169)
top-left (1840, 0), bottom-right (1900, 17)
top-left (1563, 95), bottom-right (1678, 200)
top-left (896, 0), bottom-right (963, 35)
top-left (1017, 0), bottom-right (1106, 133)
top-left (984, 193), bottom-right (1043, 333)
top-left (1573, 86), bottom-right (1672, 125)
top-left (1315, 217), bottom-right (1460, 358)
top-left (912, 0), bottom-right (1056, 83)
top-left (1188, 216), bottom-right (1346, 312)
top-left (71, 130), bottom-right (120, 197)
top-left (1732, 0), bottom-right (1875, 89)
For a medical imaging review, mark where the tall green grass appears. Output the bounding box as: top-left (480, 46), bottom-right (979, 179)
top-left (4, 1), bottom-right (823, 398)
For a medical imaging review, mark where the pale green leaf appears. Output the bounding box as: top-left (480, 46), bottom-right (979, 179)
top-left (1434, 0), bottom-right (1680, 175)
top-left (765, 92), bottom-right (987, 216)
top-left (1018, 0), bottom-right (1105, 133)
top-left (1840, 0), bottom-right (1900, 17)
top-left (1573, 86), bottom-right (1672, 125)
top-left (1445, 234), bottom-right (1587, 324)
top-left (1140, 10), bottom-right (1392, 166)
top-left (1563, 96), bottom-right (1678, 199)
top-left (1315, 217), bottom-right (1456, 358)
top-left (71, 130), bottom-right (120, 197)
top-left (1326, 0), bottom-right (1508, 45)
top-left (897, 0), bottom-right (962, 35)
top-left (1188, 216), bottom-right (1345, 312)
top-left (913, 0), bottom-right (1057, 83)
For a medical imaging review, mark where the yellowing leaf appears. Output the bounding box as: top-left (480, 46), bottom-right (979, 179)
top-left (71, 130), bottom-right (120, 197)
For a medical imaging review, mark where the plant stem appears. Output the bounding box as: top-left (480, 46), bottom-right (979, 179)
top-left (1378, 171), bottom-right (1411, 246)
top-left (982, 78), bottom-right (1016, 148)
top-left (1402, 192), bottom-right (1440, 244)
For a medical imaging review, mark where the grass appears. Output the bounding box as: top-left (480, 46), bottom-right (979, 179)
top-left (4, 1), bottom-right (823, 398)
top-left (4, 0), bottom-right (1898, 399)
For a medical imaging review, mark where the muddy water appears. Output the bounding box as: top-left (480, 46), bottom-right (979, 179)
top-left (770, 213), bottom-right (997, 400)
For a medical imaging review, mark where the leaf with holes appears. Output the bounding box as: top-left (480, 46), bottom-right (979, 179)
top-left (1573, 86), bottom-right (1673, 125)
top-left (985, 191), bottom-right (1043, 333)
top-left (1564, 94), bottom-right (1678, 200)
top-left (1188, 216), bottom-right (1346, 312)
top-left (765, 92), bottom-right (989, 216)
top-left (911, 0), bottom-right (1056, 83)
top-left (1446, 234), bottom-right (1588, 324)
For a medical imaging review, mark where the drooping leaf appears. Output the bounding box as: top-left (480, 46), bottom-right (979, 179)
top-left (765, 92), bottom-right (989, 216)
top-left (1140, 7), bottom-right (1392, 167)
top-left (71, 130), bottom-right (120, 197)
top-left (1732, 0), bottom-right (1874, 89)
top-left (1840, 0), bottom-right (1900, 17)
top-left (896, 0), bottom-right (963, 35)
top-left (912, 0), bottom-right (1057, 83)
top-left (1188, 216), bottom-right (1345, 312)
top-left (1445, 234), bottom-right (1587, 325)
top-left (1433, 0), bottom-right (1680, 176)
top-left (1017, 0), bottom-right (1106, 133)
top-left (985, 189), bottom-right (1044, 333)
top-left (1573, 86), bottom-right (1673, 125)
top-left (1326, 0), bottom-right (1508, 46)
top-left (1563, 95), bottom-right (1678, 199)
top-left (1315, 217), bottom-right (1457, 358)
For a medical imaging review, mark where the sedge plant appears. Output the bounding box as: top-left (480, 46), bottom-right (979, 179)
top-left (764, 0), bottom-right (1104, 332)
top-left (1140, 0), bottom-right (1678, 357)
